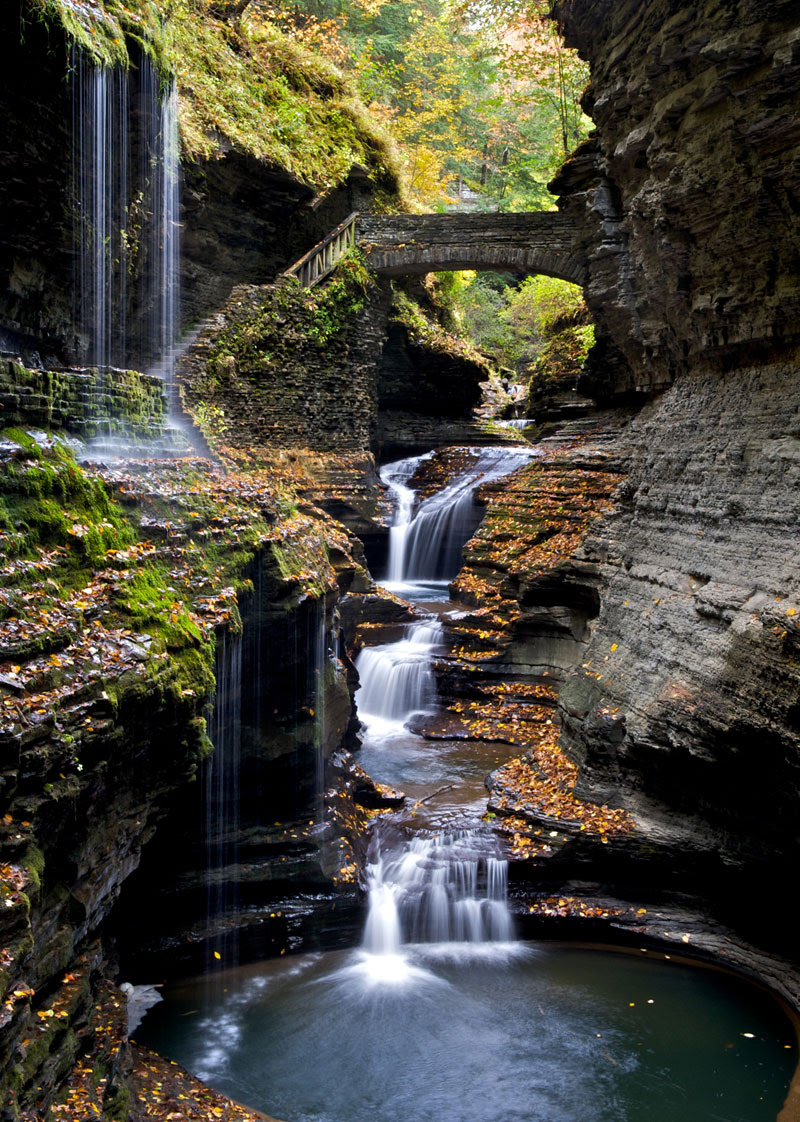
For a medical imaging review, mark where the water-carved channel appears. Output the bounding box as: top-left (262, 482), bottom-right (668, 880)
top-left (137, 446), bottom-right (799, 1122)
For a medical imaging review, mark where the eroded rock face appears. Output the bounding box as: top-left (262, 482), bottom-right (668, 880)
top-left (553, 0), bottom-right (800, 398)
top-left (543, 0), bottom-right (800, 928)
top-left (559, 361), bottom-right (800, 883)
top-left (374, 320), bottom-right (494, 460)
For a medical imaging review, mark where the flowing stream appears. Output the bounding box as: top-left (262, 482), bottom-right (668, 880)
top-left (355, 444), bottom-right (533, 748)
top-left (354, 618), bottom-right (444, 737)
top-left (380, 445), bottom-right (534, 602)
top-left (137, 442), bottom-right (798, 1119)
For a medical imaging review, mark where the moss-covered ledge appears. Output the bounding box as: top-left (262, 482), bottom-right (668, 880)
top-left (0, 428), bottom-right (374, 1118)
top-left (0, 358), bottom-right (167, 442)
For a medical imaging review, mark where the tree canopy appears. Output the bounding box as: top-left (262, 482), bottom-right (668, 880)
top-left (246, 0), bottom-right (589, 209)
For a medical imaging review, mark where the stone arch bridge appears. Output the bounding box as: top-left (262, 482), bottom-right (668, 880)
top-left (358, 212), bottom-right (585, 287)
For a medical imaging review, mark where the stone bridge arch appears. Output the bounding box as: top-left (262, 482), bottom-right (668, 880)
top-left (359, 212), bottom-right (586, 287)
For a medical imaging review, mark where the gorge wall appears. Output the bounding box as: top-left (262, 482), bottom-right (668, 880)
top-left (544, 0), bottom-right (800, 936)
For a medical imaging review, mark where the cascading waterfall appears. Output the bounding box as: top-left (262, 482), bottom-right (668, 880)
top-left (364, 831), bottom-right (513, 951)
top-left (356, 445), bottom-right (534, 735)
top-left (144, 69), bottom-right (181, 409)
top-left (72, 50), bottom-right (181, 403)
top-left (381, 446), bottom-right (534, 594)
top-left (381, 452), bottom-right (433, 583)
top-left (352, 828), bottom-right (518, 985)
top-left (205, 631), bottom-right (243, 965)
top-left (73, 51), bottom-right (129, 371)
top-left (349, 446), bottom-right (535, 982)
top-left (354, 618), bottom-right (444, 736)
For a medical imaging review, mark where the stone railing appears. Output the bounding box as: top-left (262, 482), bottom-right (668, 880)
top-left (281, 211), bottom-right (359, 289)
top-left (281, 208), bottom-right (586, 290)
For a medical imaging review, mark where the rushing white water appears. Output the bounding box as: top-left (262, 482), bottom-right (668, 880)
top-left (381, 446), bottom-right (534, 598)
top-left (354, 618), bottom-right (444, 737)
top-left (72, 52), bottom-right (181, 404)
top-left (354, 829), bottom-right (518, 985)
top-left (381, 453), bottom-right (433, 583)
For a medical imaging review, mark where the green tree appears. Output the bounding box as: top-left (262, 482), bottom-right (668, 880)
top-left (248, 0), bottom-right (588, 209)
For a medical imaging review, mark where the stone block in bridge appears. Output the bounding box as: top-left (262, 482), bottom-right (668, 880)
top-left (359, 212), bottom-right (586, 286)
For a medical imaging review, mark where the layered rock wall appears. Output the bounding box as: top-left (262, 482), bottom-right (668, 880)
top-left (179, 278), bottom-right (392, 453)
top-left (553, 0), bottom-right (800, 397)
top-left (0, 359), bottom-right (167, 441)
top-left (543, 0), bottom-right (800, 925)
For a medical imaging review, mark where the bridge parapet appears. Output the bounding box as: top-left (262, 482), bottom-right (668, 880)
top-left (359, 211), bottom-right (585, 286)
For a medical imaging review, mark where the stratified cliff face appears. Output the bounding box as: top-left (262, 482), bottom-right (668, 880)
top-left (554, 0), bottom-right (800, 396)
top-left (548, 0), bottom-right (800, 917)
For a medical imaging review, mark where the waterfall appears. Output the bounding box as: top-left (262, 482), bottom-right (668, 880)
top-left (360, 829), bottom-right (515, 976)
top-left (381, 447), bottom-right (534, 596)
top-left (381, 453), bottom-right (433, 583)
top-left (72, 51), bottom-right (181, 403)
top-left (73, 52), bottom-right (129, 370)
top-left (205, 631), bottom-right (243, 965)
top-left (144, 69), bottom-right (181, 409)
top-left (354, 618), bottom-right (444, 737)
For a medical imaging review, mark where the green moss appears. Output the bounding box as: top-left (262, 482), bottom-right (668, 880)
top-left (0, 431), bottom-right (134, 576)
top-left (304, 250), bottom-right (371, 344)
top-left (28, 0), bottom-right (166, 69)
top-left (165, 8), bottom-right (399, 187)
top-left (391, 288), bottom-right (488, 366)
top-left (20, 845), bottom-right (45, 900)
top-left (207, 249), bottom-right (373, 386)
top-left (527, 323), bottom-right (595, 397)
top-left (27, 0), bottom-right (401, 193)
top-left (115, 564), bottom-right (203, 650)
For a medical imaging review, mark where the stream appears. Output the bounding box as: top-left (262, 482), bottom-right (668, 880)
top-left (137, 445), bottom-right (798, 1122)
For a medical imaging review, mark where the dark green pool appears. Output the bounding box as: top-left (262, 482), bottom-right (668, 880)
top-left (136, 943), bottom-right (796, 1122)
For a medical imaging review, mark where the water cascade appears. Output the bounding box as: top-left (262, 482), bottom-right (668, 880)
top-left (381, 446), bottom-right (534, 599)
top-left (72, 51), bottom-right (181, 401)
top-left (144, 69), bottom-right (181, 408)
top-left (354, 618), bottom-right (444, 736)
top-left (363, 830), bottom-right (514, 957)
top-left (73, 51), bottom-right (129, 371)
top-left (204, 631), bottom-right (243, 965)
